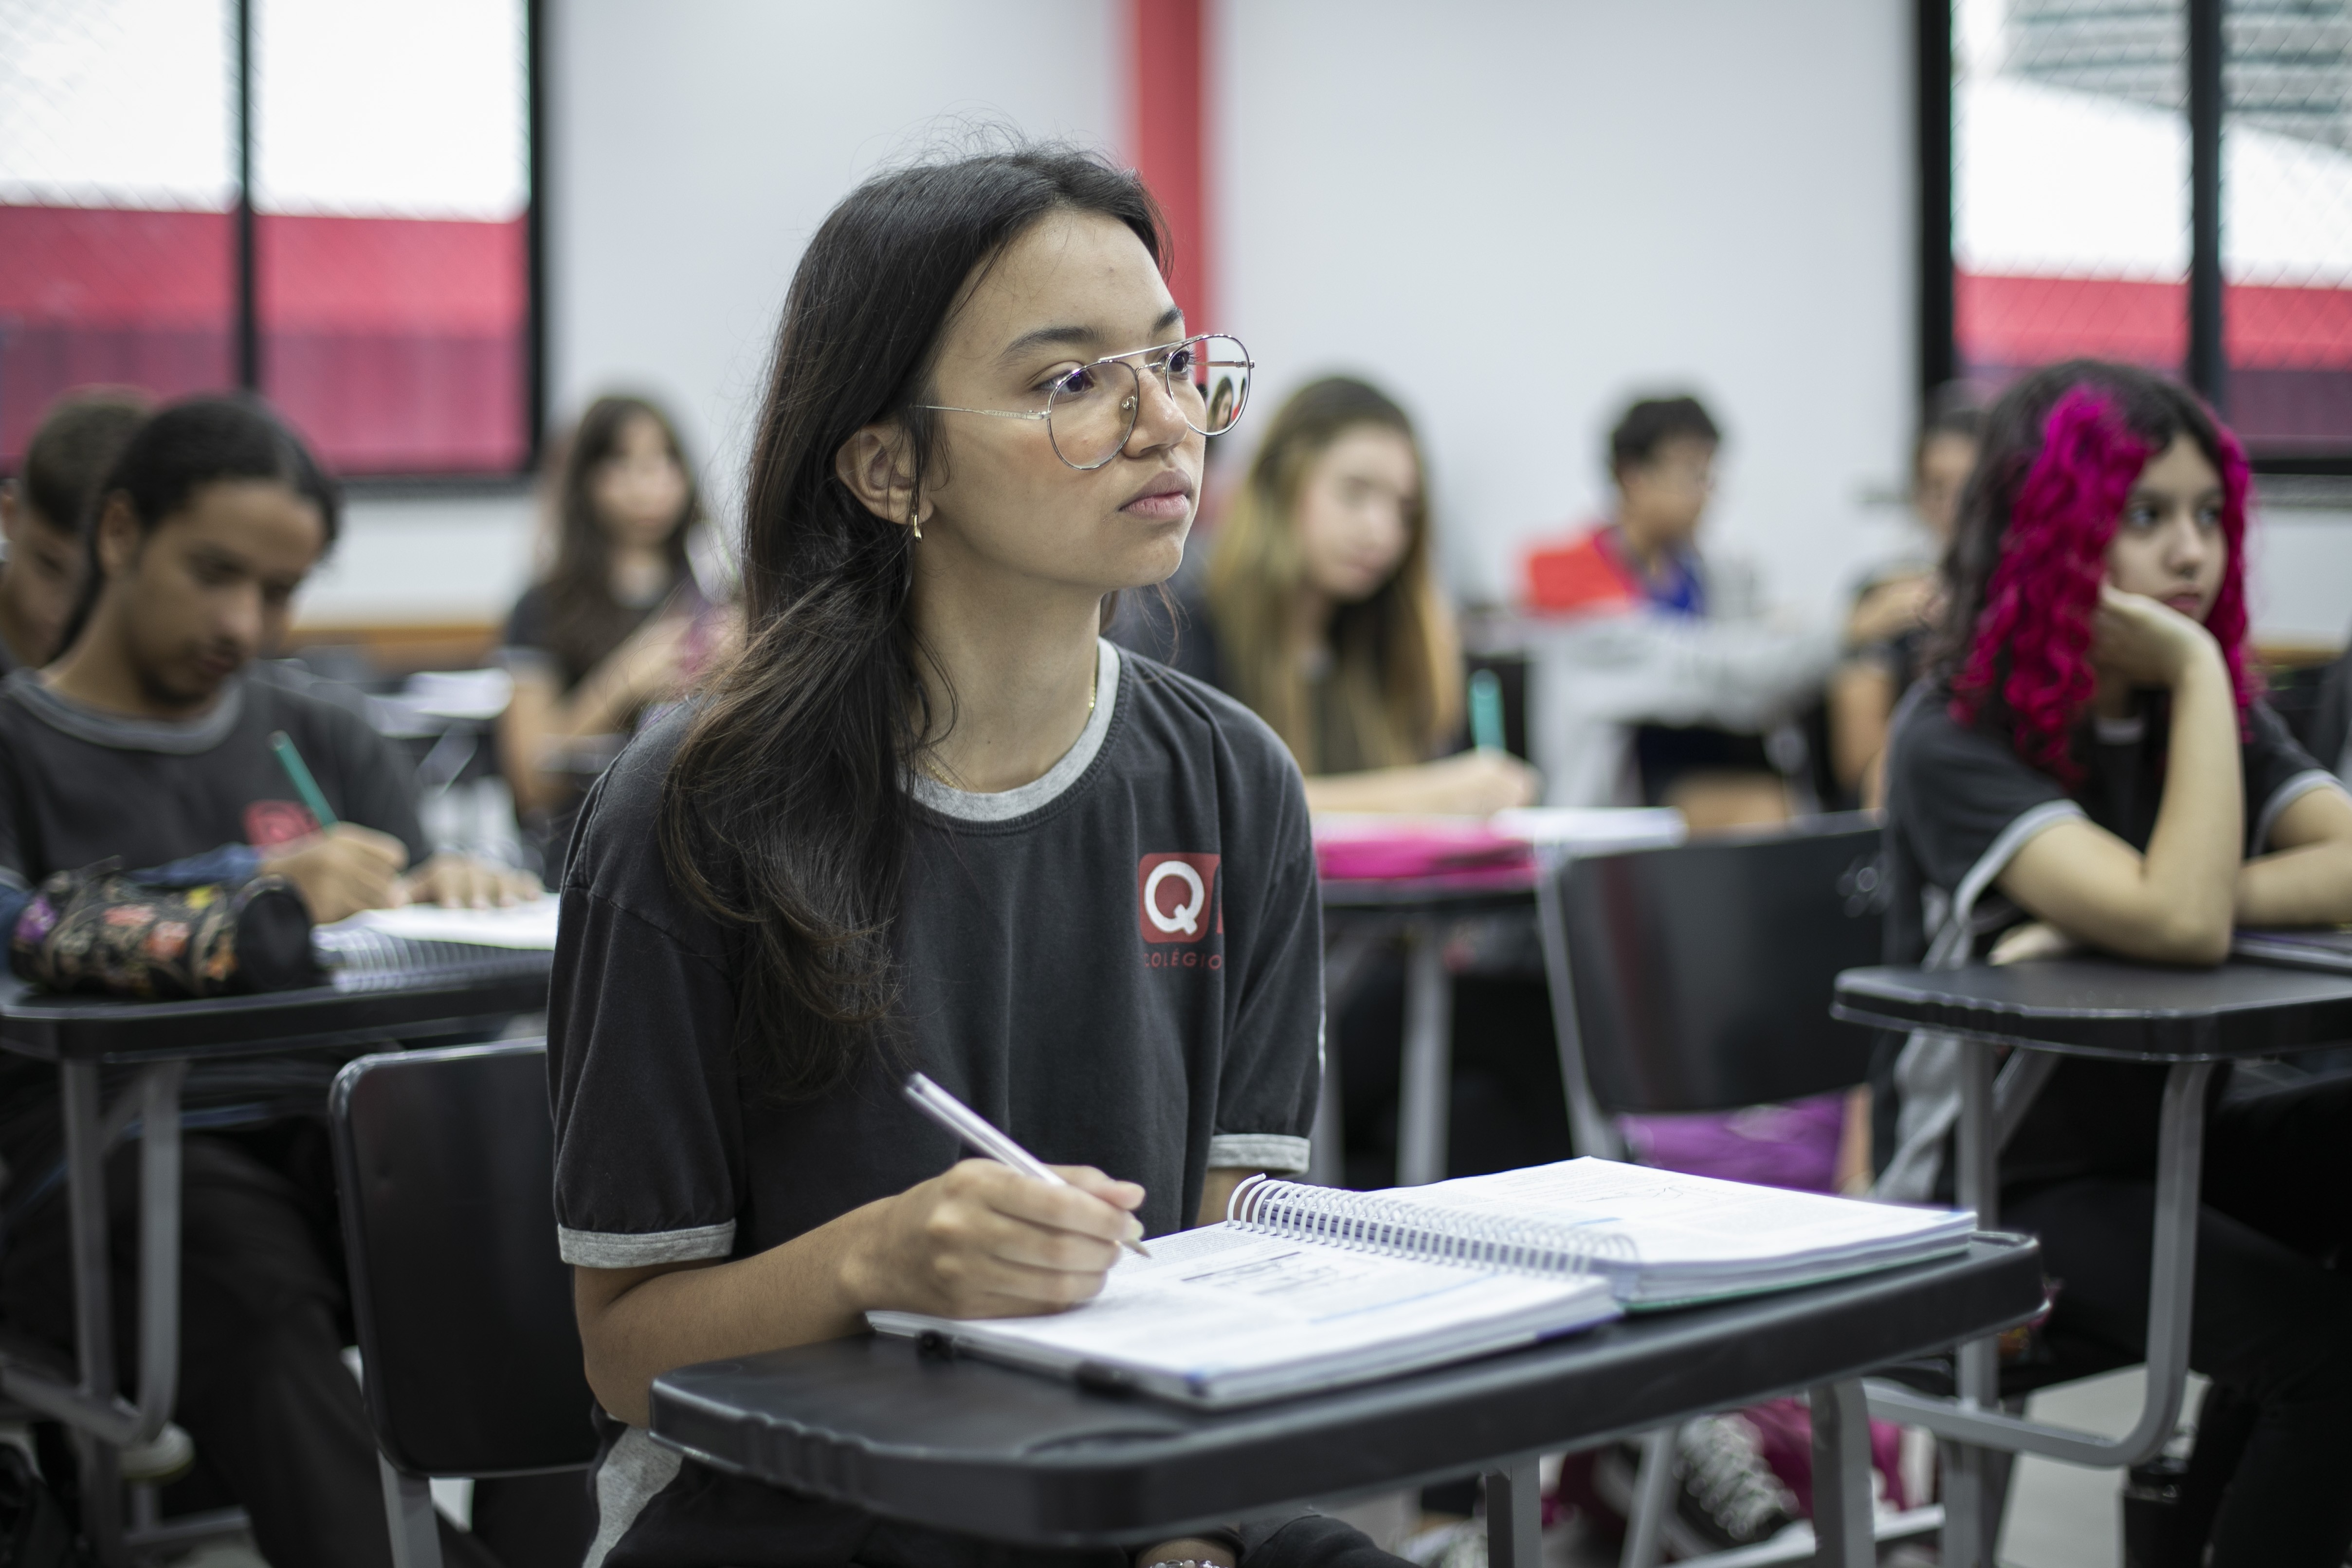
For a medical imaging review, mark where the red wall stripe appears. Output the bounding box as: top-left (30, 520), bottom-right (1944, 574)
top-left (1958, 270), bottom-right (2352, 370)
top-left (1130, 0), bottom-right (1212, 332)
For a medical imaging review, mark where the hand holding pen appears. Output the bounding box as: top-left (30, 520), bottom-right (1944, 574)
top-left (905, 1073), bottom-right (1152, 1258)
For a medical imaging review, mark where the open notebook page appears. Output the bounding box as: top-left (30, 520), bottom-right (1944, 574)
top-left (870, 1220), bottom-right (1617, 1405)
top-left (1380, 1159), bottom-right (1974, 1295)
top-left (322, 898), bottom-right (560, 949)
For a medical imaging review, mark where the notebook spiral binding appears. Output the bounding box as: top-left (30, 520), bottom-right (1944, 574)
top-left (1228, 1176), bottom-right (1638, 1279)
top-left (311, 927), bottom-right (548, 992)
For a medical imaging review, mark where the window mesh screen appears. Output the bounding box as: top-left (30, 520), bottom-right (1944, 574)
top-left (0, 0), bottom-right (237, 466)
top-left (1954, 0), bottom-right (2192, 393)
top-left (252, 0), bottom-right (530, 475)
top-left (0, 0), bottom-right (529, 475)
top-left (2222, 2), bottom-right (2352, 456)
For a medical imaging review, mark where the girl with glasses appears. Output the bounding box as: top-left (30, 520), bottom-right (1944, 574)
top-left (548, 146), bottom-right (1398, 1568)
top-left (1121, 376), bottom-right (1536, 817)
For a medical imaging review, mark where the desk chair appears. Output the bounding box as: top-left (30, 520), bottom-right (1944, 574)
top-left (1539, 822), bottom-right (2140, 1564)
top-left (1536, 819), bottom-right (1946, 1565)
top-left (328, 1040), bottom-right (599, 1568)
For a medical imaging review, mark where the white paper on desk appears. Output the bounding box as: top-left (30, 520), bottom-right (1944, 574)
top-left (1489, 807), bottom-right (1685, 852)
top-left (868, 1222), bottom-right (1619, 1407)
top-left (1383, 1158), bottom-right (1976, 1306)
top-left (323, 898), bottom-right (560, 950)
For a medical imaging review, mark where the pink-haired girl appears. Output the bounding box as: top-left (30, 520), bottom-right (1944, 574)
top-left (1876, 359), bottom-right (2352, 1566)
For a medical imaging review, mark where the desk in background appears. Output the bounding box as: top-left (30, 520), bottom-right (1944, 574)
top-left (1314, 809), bottom-right (1682, 1186)
top-left (1832, 956), bottom-right (2352, 1568)
top-left (0, 958), bottom-right (549, 1566)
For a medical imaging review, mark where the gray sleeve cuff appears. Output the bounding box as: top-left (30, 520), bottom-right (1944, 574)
top-left (557, 1220), bottom-right (735, 1268)
top-left (2254, 770), bottom-right (2347, 853)
top-left (1208, 1133), bottom-right (1313, 1174)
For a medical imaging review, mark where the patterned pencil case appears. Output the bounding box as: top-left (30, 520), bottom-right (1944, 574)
top-left (10, 861), bottom-right (320, 1000)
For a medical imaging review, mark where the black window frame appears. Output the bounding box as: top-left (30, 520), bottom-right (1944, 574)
top-left (1917, 0), bottom-right (2352, 477)
top-left (228, 0), bottom-right (545, 490)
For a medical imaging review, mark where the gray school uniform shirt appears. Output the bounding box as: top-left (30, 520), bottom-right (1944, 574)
top-left (1875, 680), bottom-right (2344, 1202)
top-left (547, 640), bottom-right (1323, 1567)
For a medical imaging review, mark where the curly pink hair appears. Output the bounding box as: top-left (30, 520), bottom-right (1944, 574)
top-left (1951, 387), bottom-right (2256, 783)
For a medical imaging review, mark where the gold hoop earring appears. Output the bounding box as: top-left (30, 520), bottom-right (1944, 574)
top-left (912, 513), bottom-right (924, 541)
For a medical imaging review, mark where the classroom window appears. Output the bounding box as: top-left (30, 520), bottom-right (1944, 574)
top-left (0, 0), bottom-right (534, 477)
top-left (1939, 0), bottom-right (2352, 466)
top-left (1952, 1), bottom-right (2193, 395)
top-left (2221, 9), bottom-right (2352, 456)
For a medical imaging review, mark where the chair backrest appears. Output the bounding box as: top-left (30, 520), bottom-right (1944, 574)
top-left (328, 1039), bottom-right (598, 1478)
top-left (1556, 816), bottom-right (1885, 1115)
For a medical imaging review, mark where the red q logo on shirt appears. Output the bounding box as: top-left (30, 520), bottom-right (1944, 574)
top-left (244, 800), bottom-right (320, 848)
top-left (1136, 853), bottom-right (1220, 944)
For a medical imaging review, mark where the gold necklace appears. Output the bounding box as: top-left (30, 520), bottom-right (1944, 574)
top-left (915, 656), bottom-right (1098, 789)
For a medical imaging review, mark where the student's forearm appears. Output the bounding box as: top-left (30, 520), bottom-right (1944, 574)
top-left (576, 1204), bottom-right (875, 1426)
top-left (2237, 841), bottom-right (2352, 928)
top-left (1196, 1167), bottom-right (1258, 1228)
top-left (1826, 662), bottom-right (1895, 797)
top-left (2137, 652), bottom-right (2248, 952)
top-left (1302, 766), bottom-right (1454, 814)
top-left (2001, 652), bottom-right (2244, 964)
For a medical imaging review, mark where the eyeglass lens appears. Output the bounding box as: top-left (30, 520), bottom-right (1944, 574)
top-left (1046, 335), bottom-right (1251, 468)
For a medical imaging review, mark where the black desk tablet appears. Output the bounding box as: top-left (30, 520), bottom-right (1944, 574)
top-left (1832, 956), bottom-right (2352, 1566)
top-left (651, 1235), bottom-right (2041, 1549)
top-left (1832, 956), bottom-right (2352, 1061)
top-left (0, 956), bottom-right (550, 1565)
top-left (0, 960), bottom-right (550, 1064)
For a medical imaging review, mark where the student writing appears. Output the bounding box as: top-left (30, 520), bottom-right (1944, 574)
top-left (1117, 375), bottom-right (1537, 814)
top-left (550, 147), bottom-right (1404, 1568)
top-left (0, 398), bottom-right (542, 1568)
top-left (0, 387), bottom-right (149, 674)
top-left (1875, 361), bottom-right (2352, 1568)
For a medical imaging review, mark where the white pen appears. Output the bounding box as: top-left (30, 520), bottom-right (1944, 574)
top-left (903, 1072), bottom-right (1152, 1258)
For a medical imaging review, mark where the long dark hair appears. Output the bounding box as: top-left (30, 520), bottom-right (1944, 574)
top-left (658, 146), bottom-right (1165, 1099)
top-left (1204, 377), bottom-right (1459, 770)
top-left (543, 395), bottom-right (701, 683)
top-left (58, 396), bottom-right (339, 656)
top-left (1928, 359), bottom-right (2254, 783)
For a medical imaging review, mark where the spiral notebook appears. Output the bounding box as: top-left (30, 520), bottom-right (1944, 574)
top-left (869, 1159), bottom-right (1972, 1407)
top-left (310, 900), bottom-right (558, 992)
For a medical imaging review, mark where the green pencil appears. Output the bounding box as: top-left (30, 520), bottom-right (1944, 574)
top-left (1468, 669), bottom-right (1506, 752)
top-left (269, 730), bottom-right (340, 829)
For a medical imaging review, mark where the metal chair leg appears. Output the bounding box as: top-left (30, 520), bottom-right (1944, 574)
top-left (1396, 920), bottom-right (1454, 1185)
top-left (1485, 1456), bottom-right (1544, 1568)
top-left (1807, 1381), bottom-right (1872, 1568)
top-left (1621, 1424), bottom-right (1679, 1568)
top-left (381, 1453), bottom-right (444, 1568)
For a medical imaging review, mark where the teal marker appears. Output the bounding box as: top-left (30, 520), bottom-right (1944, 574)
top-left (269, 730), bottom-right (339, 829)
top-left (1468, 669), bottom-right (1506, 753)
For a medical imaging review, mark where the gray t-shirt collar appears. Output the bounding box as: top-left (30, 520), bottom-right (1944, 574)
top-left (4, 667), bottom-right (246, 754)
top-left (909, 639), bottom-right (1120, 823)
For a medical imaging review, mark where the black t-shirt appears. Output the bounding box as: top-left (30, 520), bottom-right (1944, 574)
top-left (548, 640), bottom-right (1322, 1563)
top-left (0, 665), bottom-right (428, 893)
top-left (1878, 680), bottom-right (2341, 1192)
top-left (0, 665), bottom-right (430, 1207)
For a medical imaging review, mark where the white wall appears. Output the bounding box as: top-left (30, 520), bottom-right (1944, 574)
top-left (546, 0), bottom-right (1122, 526)
top-left (1217, 0), bottom-right (1918, 620)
